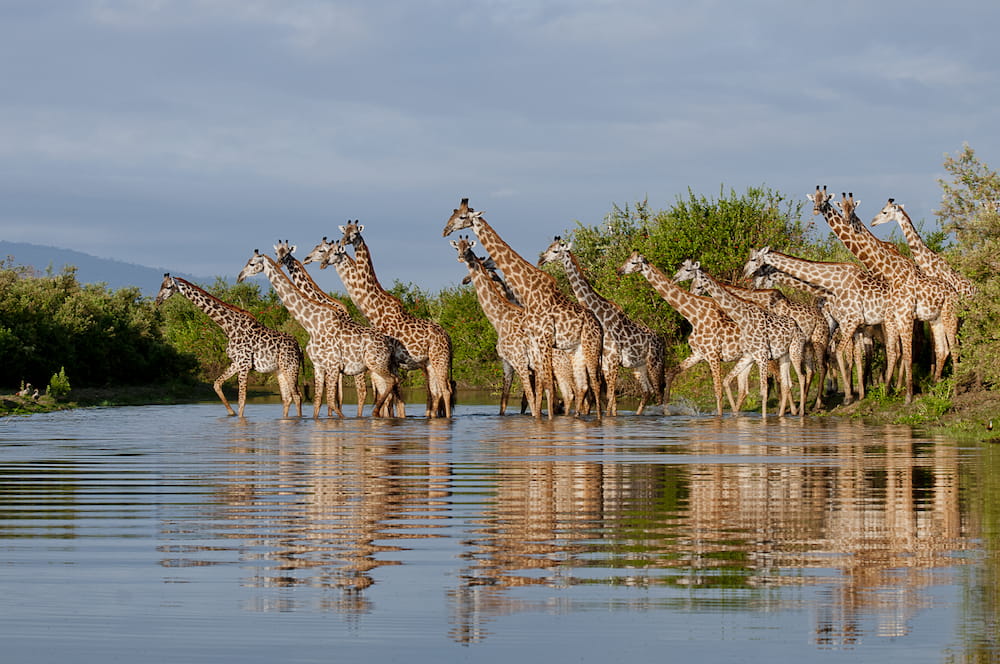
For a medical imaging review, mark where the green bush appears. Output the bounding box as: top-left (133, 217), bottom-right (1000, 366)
top-left (46, 366), bottom-right (71, 400)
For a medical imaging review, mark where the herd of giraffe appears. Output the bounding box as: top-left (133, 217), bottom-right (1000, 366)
top-left (154, 188), bottom-right (973, 419)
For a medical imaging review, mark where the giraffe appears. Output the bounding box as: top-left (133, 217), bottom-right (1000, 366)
top-left (442, 199), bottom-right (604, 419)
top-left (236, 248), bottom-right (400, 418)
top-left (451, 236), bottom-right (556, 419)
top-left (743, 246), bottom-right (890, 404)
top-left (322, 223), bottom-right (454, 418)
top-left (539, 236), bottom-right (665, 415)
top-left (713, 278), bottom-right (829, 411)
top-left (810, 186), bottom-right (958, 402)
top-left (470, 255), bottom-right (575, 416)
top-left (616, 250), bottom-right (746, 416)
top-left (674, 260), bottom-right (807, 418)
top-left (273, 240), bottom-right (407, 417)
top-left (154, 273), bottom-right (303, 417)
top-left (870, 198), bottom-right (977, 297)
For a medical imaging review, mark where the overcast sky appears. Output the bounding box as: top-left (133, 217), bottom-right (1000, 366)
top-left (1, 1), bottom-right (998, 294)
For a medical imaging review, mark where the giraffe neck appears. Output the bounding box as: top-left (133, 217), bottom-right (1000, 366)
top-left (284, 255), bottom-right (349, 313)
top-left (638, 261), bottom-right (717, 321)
top-left (694, 269), bottom-right (754, 327)
top-left (330, 251), bottom-right (399, 325)
top-left (892, 207), bottom-right (937, 266)
top-left (820, 202), bottom-right (911, 283)
top-left (352, 236), bottom-right (389, 294)
top-left (172, 277), bottom-right (251, 336)
top-left (561, 251), bottom-right (613, 313)
top-left (763, 251), bottom-right (855, 292)
top-left (257, 255), bottom-right (325, 333)
top-left (764, 268), bottom-right (831, 299)
top-left (470, 215), bottom-right (555, 309)
top-left (465, 260), bottom-right (518, 327)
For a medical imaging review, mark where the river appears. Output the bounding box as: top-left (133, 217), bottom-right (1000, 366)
top-left (1, 401), bottom-right (997, 663)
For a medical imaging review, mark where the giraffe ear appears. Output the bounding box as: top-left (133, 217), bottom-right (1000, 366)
top-left (338, 225), bottom-right (346, 234)
top-left (357, 224), bottom-right (364, 233)
top-left (449, 240), bottom-right (459, 249)
top-left (469, 239), bottom-right (477, 249)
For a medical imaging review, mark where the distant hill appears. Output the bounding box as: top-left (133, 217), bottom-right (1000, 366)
top-left (0, 241), bottom-right (208, 297)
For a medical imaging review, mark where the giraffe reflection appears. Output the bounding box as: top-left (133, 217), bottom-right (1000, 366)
top-left (449, 418), bottom-right (966, 646)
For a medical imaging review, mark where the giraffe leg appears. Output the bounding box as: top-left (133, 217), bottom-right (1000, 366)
top-left (312, 365), bottom-right (325, 418)
top-left (793, 346), bottom-right (807, 417)
top-left (757, 358), bottom-right (769, 418)
top-left (354, 374), bottom-right (368, 418)
top-left (276, 371), bottom-right (291, 417)
top-left (370, 371), bottom-right (397, 417)
top-left (213, 364), bottom-right (241, 416)
top-left (513, 360), bottom-right (538, 418)
top-left (898, 315), bottom-right (915, 403)
top-left (723, 356), bottom-right (753, 416)
top-left (602, 347), bottom-right (618, 417)
top-left (236, 369), bottom-right (249, 417)
top-left (499, 359), bottom-right (515, 415)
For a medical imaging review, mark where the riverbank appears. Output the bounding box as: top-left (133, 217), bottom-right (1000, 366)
top-left (4, 380), bottom-right (999, 441)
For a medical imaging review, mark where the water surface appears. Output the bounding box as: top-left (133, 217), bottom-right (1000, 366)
top-left (1, 403), bottom-right (997, 662)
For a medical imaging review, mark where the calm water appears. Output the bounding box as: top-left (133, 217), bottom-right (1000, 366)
top-left (1, 401), bottom-right (998, 663)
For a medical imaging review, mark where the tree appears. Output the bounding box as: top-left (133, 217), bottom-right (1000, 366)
top-left (554, 185), bottom-right (811, 361)
top-left (936, 144), bottom-right (1000, 389)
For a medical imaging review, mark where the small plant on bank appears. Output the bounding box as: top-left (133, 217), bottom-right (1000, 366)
top-left (46, 366), bottom-right (71, 401)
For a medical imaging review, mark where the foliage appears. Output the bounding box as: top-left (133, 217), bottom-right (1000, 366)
top-left (936, 144), bottom-right (1000, 388)
top-left (0, 260), bottom-right (197, 390)
top-left (551, 185), bottom-right (813, 362)
top-left (46, 366), bottom-right (71, 400)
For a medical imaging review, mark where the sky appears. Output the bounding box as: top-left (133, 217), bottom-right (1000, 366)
top-left (1, 1), bottom-right (999, 295)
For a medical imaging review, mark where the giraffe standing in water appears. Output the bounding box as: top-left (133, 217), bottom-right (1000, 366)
top-left (318, 223), bottom-right (454, 418)
top-left (154, 273), bottom-right (303, 417)
top-left (712, 278), bottom-right (829, 411)
top-left (540, 237), bottom-right (665, 415)
top-left (237, 248), bottom-right (400, 418)
top-left (442, 199), bottom-right (604, 419)
top-left (743, 247), bottom-right (890, 404)
top-left (273, 240), bottom-right (407, 417)
top-left (674, 260), bottom-right (807, 418)
top-left (617, 251), bottom-right (747, 416)
top-left (451, 236), bottom-right (556, 419)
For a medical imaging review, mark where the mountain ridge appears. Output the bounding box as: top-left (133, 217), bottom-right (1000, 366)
top-left (0, 241), bottom-right (211, 297)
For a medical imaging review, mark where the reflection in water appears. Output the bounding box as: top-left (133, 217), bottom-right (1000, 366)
top-left (447, 417), bottom-right (968, 646)
top-left (0, 405), bottom-right (994, 661)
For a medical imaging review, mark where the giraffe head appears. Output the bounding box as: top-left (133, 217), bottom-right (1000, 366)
top-left (616, 250), bottom-right (648, 276)
top-left (449, 235), bottom-right (479, 265)
top-left (302, 237), bottom-right (335, 265)
top-left (274, 240), bottom-right (298, 270)
top-left (538, 236), bottom-right (571, 267)
top-left (742, 246), bottom-right (772, 279)
top-left (318, 239), bottom-right (349, 270)
top-left (236, 250), bottom-right (267, 283)
top-left (837, 192), bottom-right (864, 231)
top-left (672, 259), bottom-right (702, 284)
top-left (870, 198), bottom-right (904, 228)
top-left (338, 220), bottom-right (364, 246)
top-left (442, 198), bottom-right (485, 237)
top-left (749, 263), bottom-right (779, 290)
top-left (153, 273), bottom-right (178, 306)
top-left (807, 185), bottom-right (834, 215)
